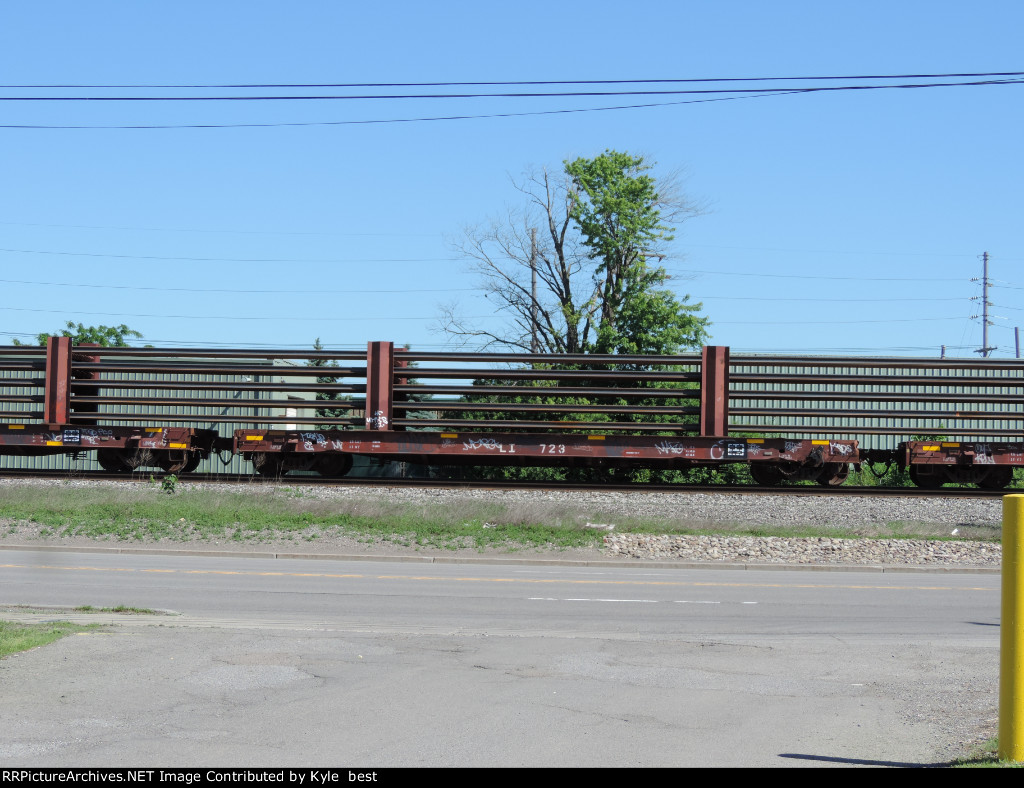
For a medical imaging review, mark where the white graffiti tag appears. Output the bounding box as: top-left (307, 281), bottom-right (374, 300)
top-left (464, 438), bottom-right (516, 454)
top-left (300, 432), bottom-right (327, 451)
top-left (366, 410), bottom-right (389, 429)
top-left (79, 428), bottom-right (114, 445)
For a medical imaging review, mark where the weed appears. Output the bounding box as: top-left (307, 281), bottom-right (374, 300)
top-left (73, 605), bottom-right (157, 615)
top-left (951, 738), bottom-right (1024, 768)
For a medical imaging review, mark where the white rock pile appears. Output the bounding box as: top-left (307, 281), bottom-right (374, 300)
top-left (603, 533), bottom-right (1001, 567)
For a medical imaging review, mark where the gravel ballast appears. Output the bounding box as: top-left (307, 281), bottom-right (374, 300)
top-left (0, 478), bottom-right (1006, 569)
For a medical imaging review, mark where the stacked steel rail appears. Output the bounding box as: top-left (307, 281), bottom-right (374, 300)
top-left (1, 339), bottom-right (1021, 486)
top-left (727, 354), bottom-right (1024, 487)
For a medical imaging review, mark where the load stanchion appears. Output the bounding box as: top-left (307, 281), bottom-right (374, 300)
top-left (1001, 495), bottom-right (1024, 762)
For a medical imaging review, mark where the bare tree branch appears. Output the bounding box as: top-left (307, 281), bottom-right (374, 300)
top-left (440, 154), bottom-right (709, 355)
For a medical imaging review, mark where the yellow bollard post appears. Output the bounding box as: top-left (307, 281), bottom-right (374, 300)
top-left (1000, 495), bottom-right (1024, 762)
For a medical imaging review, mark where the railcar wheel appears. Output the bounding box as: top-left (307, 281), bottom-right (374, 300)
top-left (253, 453), bottom-right (284, 477)
top-left (816, 462), bottom-right (850, 487)
top-left (181, 453), bottom-right (203, 473)
top-left (158, 452), bottom-right (202, 474)
top-left (96, 449), bottom-right (131, 473)
top-left (749, 462), bottom-right (785, 485)
top-left (316, 454), bottom-right (353, 478)
top-left (978, 467), bottom-right (1014, 490)
top-left (909, 466), bottom-right (947, 488)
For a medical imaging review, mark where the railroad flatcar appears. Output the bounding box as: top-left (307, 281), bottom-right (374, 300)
top-left (1, 338), bottom-right (1020, 488)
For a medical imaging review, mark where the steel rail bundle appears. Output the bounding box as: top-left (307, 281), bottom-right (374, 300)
top-left (0, 338), bottom-right (1021, 487)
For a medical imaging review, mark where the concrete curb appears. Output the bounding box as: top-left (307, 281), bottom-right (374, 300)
top-left (0, 542), bottom-right (999, 574)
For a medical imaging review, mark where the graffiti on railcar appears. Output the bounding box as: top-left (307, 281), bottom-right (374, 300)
top-left (463, 437), bottom-right (516, 454)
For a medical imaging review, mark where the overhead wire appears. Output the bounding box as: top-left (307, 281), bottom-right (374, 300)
top-left (0, 277), bottom-right (474, 295)
top-left (1, 74), bottom-right (1021, 129)
top-left (6, 71), bottom-right (1023, 88)
top-left (3, 74), bottom-right (1022, 100)
top-left (0, 275), bottom-right (972, 301)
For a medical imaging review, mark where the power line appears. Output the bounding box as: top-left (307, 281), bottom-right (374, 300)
top-left (0, 305), bottom-right (969, 326)
top-left (0, 246), bottom-right (459, 264)
top-left (695, 295), bottom-right (965, 303)
top-left (2, 220), bottom-right (1016, 262)
top-left (2, 76), bottom-right (1021, 130)
top-left (671, 268), bottom-right (965, 282)
top-left (4, 74), bottom-right (1022, 97)
top-left (0, 307), bottom-right (500, 322)
top-left (6, 71), bottom-right (1023, 88)
top-left (715, 317), bottom-right (966, 325)
top-left (0, 220), bottom-right (437, 237)
top-left (2, 78), bottom-right (1021, 102)
top-left (0, 277), bottom-right (473, 295)
top-left (0, 92), bottom-right (808, 129)
top-left (0, 246), bottom-right (981, 279)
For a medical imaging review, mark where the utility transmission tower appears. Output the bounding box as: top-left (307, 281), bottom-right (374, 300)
top-left (971, 251), bottom-right (997, 357)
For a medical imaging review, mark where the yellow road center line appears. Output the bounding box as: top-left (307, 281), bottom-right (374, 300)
top-left (0, 563), bottom-right (994, 592)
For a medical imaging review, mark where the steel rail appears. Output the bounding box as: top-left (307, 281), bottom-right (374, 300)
top-left (62, 413), bottom-right (363, 425)
top-left (68, 396), bottom-right (361, 410)
top-left (398, 351), bottom-right (702, 365)
top-left (389, 418), bottom-right (702, 431)
top-left (392, 402), bottom-right (701, 415)
top-left (396, 368), bottom-right (702, 381)
top-left (67, 380), bottom-right (367, 393)
top-left (66, 347), bottom-right (367, 361)
top-left (731, 407), bottom-right (1022, 419)
top-left (729, 391), bottom-right (1024, 403)
top-left (727, 422), bottom-right (1023, 436)
top-left (70, 362), bottom-right (368, 376)
top-left (730, 355), bottom-right (1024, 369)
top-left (394, 384), bottom-right (700, 398)
top-left (730, 372), bottom-right (1024, 385)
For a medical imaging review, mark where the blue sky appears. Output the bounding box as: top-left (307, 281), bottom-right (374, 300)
top-left (1, 1), bottom-right (1021, 356)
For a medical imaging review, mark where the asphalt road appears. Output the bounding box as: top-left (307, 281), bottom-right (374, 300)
top-left (0, 549), bottom-right (1002, 768)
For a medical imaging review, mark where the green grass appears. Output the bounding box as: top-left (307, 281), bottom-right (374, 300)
top-left (73, 605), bottom-right (157, 615)
top-left (0, 481), bottom-right (1001, 552)
top-left (0, 620), bottom-right (98, 660)
top-left (951, 738), bottom-right (1024, 767)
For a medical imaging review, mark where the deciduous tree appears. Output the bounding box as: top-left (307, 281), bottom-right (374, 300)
top-left (441, 150), bottom-right (709, 355)
top-left (14, 322), bottom-right (142, 347)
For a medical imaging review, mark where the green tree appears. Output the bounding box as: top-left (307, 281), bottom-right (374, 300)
top-left (442, 149), bottom-right (709, 355)
top-left (565, 151), bottom-right (709, 354)
top-left (13, 322), bottom-right (142, 347)
top-left (308, 338), bottom-right (349, 427)
top-left (434, 151), bottom-right (712, 483)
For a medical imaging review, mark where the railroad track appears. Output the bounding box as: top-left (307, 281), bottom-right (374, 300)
top-left (0, 468), bottom-right (1012, 498)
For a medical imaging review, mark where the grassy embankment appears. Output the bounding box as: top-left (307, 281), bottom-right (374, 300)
top-left (0, 479), bottom-right (1001, 550)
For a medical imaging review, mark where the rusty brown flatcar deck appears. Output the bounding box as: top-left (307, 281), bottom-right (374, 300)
top-left (234, 429), bottom-right (858, 469)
